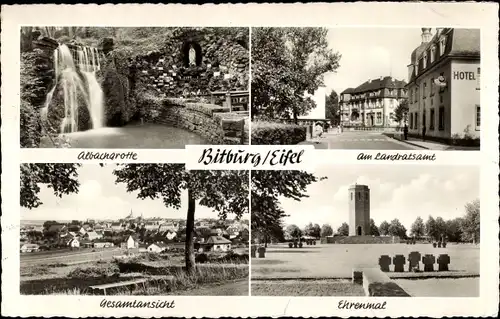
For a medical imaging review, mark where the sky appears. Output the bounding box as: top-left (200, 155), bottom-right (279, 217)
top-left (280, 165), bottom-right (480, 232)
top-left (21, 164), bottom-right (240, 222)
top-left (320, 27), bottom-right (425, 96)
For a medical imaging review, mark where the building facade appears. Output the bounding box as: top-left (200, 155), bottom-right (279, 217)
top-left (340, 77), bottom-right (408, 128)
top-left (406, 28), bottom-right (480, 143)
top-left (348, 184), bottom-right (370, 236)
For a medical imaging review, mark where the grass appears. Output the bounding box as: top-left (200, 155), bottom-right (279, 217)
top-left (252, 279), bottom-right (365, 296)
top-left (21, 252), bottom-right (249, 295)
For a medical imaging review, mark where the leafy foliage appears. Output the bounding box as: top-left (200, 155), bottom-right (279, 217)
top-left (20, 164), bottom-right (81, 209)
top-left (369, 219), bottom-right (380, 236)
top-left (320, 224), bottom-right (333, 237)
top-left (325, 89), bottom-right (340, 125)
top-left (391, 99), bottom-right (409, 127)
top-left (337, 222), bottom-right (349, 236)
top-left (410, 216), bottom-right (425, 238)
top-left (251, 27), bottom-right (341, 121)
top-left (304, 222), bottom-right (321, 238)
top-left (251, 121), bottom-right (307, 145)
top-left (251, 170), bottom-right (324, 243)
top-left (285, 224), bottom-right (302, 239)
top-left (387, 218), bottom-right (407, 239)
top-left (460, 199), bottom-right (480, 243)
top-left (379, 220), bottom-right (390, 236)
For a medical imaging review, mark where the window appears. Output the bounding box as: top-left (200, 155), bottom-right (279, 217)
top-left (430, 78), bottom-right (434, 95)
top-left (415, 87), bottom-right (419, 103)
top-left (357, 192), bottom-right (361, 200)
top-left (477, 67), bottom-right (480, 90)
top-left (430, 108), bottom-right (435, 130)
top-left (430, 46), bottom-right (436, 63)
top-left (376, 112), bottom-right (382, 124)
top-left (410, 113), bottom-right (413, 129)
top-left (423, 82), bottom-right (427, 98)
top-left (476, 105), bottom-right (480, 129)
top-left (438, 107), bottom-right (445, 130)
top-left (351, 193), bottom-right (353, 200)
top-left (415, 112), bottom-right (419, 129)
top-left (439, 37), bottom-right (447, 56)
top-left (423, 53), bottom-right (427, 68)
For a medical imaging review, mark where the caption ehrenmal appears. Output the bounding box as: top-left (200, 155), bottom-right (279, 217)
top-left (338, 300), bottom-right (387, 310)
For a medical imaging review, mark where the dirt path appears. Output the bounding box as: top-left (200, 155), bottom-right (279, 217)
top-left (175, 279), bottom-right (248, 296)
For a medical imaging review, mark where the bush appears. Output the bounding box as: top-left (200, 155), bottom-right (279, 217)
top-left (251, 121), bottom-right (307, 145)
top-left (195, 253), bottom-right (209, 264)
top-left (67, 264), bottom-right (119, 279)
top-left (288, 242), bottom-right (293, 248)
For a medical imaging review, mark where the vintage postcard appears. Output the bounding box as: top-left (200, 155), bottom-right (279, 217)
top-left (1, 2), bottom-right (499, 318)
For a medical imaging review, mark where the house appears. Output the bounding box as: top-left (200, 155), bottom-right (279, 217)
top-left (165, 230), bottom-right (177, 240)
top-left (79, 228), bottom-right (87, 236)
top-left (144, 222), bottom-right (158, 231)
top-left (110, 222), bottom-right (123, 232)
top-left (20, 243), bottom-right (40, 253)
top-left (84, 231), bottom-right (102, 241)
top-left (67, 238), bottom-right (80, 248)
top-left (122, 235), bottom-right (139, 249)
top-left (147, 242), bottom-right (168, 253)
top-left (93, 242), bottom-right (114, 248)
top-left (205, 235), bottom-right (232, 252)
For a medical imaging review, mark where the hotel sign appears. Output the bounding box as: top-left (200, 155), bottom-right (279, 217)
top-left (453, 71), bottom-right (476, 80)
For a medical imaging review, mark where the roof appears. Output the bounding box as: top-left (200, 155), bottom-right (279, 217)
top-left (47, 224), bottom-right (66, 232)
top-left (342, 77), bottom-right (406, 96)
top-left (341, 88), bottom-right (355, 94)
top-left (86, 231), bottom-right (98, 237)
top-left (205, 235), bottom-right (232, 244)
top-left (408, 28), bottom-right (480, 84)
top-left (149, 242), bottom-right (169, 248)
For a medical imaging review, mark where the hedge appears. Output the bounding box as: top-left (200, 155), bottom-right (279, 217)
top-left (251, 121), bottom-right (307, 145)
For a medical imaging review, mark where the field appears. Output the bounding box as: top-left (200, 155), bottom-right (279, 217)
top-left (251, 243), bottom-right (479, 297)
top-left (21, 248), bottom-right (249, 295)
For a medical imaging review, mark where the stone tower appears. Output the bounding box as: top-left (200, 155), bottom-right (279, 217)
top-left (348, 184), bottom-right (370, 236)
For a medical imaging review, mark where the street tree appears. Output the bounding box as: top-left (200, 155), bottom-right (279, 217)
top-left (251, 170), bottom-right (324, 245)
top-left (325, 90), bottom-right (340, 125)
top-left (337, 222), bottom-right (349, 236)
top-left (410, 216), bottom-right (425, 239)
top-left (460, 199), bottom-right (480, 244)
top-left (285, 224), bottom-right (302, 239)
top-left (370, 219), bottom-right (380, 236)
top-left (445, 218), bottom-right (463, 243)
top-left (20, 163), bottom-right (81, 209)
top-left (425, 215), bottom-right (438, 241)
top-left (379, 220), bottom-right (390, 236)
top-left (435, 216), bottom-right (447, 242)
top-left (251, 27), bottom-right (341, 122)
top-left (388, 219), bottom-right (407, 239)
top-left (391, 99), bottom-right (409, 128)
top-left (320, 224), bottom-right (334, 237)
top-left (311, 223), bottom-right (321, 238)
top-left (112, 164), bottom-right (249, 273)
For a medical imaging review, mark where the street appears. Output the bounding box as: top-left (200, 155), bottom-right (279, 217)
top-left (307, 131), bottom-right (420, 150)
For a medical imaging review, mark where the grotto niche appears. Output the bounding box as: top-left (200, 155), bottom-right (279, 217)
top-left (20, 27), bottom-right (250, 149)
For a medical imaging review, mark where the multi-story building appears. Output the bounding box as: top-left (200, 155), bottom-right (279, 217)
top-left (340, 76), bottom-right (407, 128)
top-left (406, 28), bottom-right (480, 143)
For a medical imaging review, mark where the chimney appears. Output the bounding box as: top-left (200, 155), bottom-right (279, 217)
top-left (379, 76), bottom-right (383, 81)
top-left (421, 28), bottom-right (432, 43)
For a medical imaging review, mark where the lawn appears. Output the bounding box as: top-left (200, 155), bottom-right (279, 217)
top-left (252, 243), bottom-right (480, 279)
top-left (251, 279), bottom-right (364, 296)
top-left (21, 251), bottom-right (249, 295)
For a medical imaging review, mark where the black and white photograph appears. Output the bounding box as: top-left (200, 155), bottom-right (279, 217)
top-left (20, 164), bottom-right (249, 295)
top-left (20, 27), bottom-right (250, 149)
top-left (251, 165), bottom-right (480, 297)
top-left (251, 27), bottom-right (480, 150)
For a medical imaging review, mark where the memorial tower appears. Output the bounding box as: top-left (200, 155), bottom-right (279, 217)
top-left (348, 184), bottom-right (370, 236)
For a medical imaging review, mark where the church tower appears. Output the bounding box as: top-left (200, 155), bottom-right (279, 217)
top-left (348, 184), bottom-right (371, 236)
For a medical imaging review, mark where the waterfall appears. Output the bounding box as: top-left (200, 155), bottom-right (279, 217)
top-left (41, 44), bottom-right (104, 133)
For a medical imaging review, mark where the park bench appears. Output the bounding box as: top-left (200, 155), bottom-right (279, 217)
top-left (89, 276), bottom-right (173, 295)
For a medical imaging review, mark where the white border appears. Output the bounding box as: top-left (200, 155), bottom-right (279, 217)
top-left (2, 3), bottom-right (499, 318)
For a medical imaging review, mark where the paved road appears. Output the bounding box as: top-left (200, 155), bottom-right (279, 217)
top-left (313, 131), bottom-right (420, 150)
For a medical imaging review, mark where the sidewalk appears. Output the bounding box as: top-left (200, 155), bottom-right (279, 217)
top-left (397, 136), bottom-right (479, 151)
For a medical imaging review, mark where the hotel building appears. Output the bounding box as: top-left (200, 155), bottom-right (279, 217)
top-left (406, 28), bottom-right (480, 143)
top-left (340, 76), bottom-right (408, 128)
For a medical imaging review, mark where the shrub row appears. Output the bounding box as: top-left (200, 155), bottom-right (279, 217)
top-left (251, 121), bottom-right (307, 145)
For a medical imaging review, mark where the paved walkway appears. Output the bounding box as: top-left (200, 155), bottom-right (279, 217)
top-left (399, 137), bottom-right (480, 151)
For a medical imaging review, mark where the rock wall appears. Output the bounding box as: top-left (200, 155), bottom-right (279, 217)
top-left (137, 92), bottom-right (248, 144)
top-left (132, 28), bottom-right (249, 98)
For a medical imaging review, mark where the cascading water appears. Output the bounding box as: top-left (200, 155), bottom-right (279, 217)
top-left (41, 44), bottom-right (104, 133)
